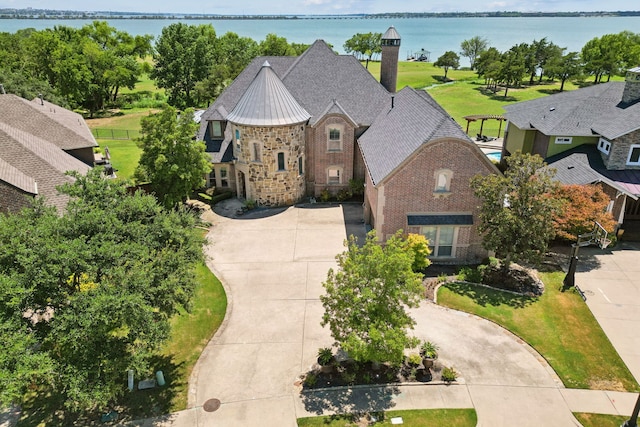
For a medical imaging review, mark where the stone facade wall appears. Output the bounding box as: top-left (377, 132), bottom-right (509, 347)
top-left (373, 138), bottom-right (497, 264)
top-left (235, 123), bottom-right (306, 206)
top-left (0, 181), bottom-right (33, 214)
top-left (607, 129), bottom-right (640, 170)
top-left (622, 78), bottom-right (640, 105)
top-left (308, 115), bottom-right (355, 197)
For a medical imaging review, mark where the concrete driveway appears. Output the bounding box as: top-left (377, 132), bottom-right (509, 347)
top-left (171, 202), bottom-right (584, 426)
top-left (575, 242), bottom-right (640, 383)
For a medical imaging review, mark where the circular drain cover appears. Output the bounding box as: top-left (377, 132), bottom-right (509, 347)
top-left (203, 398), bottom-right (221, 412)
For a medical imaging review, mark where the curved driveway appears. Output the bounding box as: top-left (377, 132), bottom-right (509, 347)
top-left (188, 204), bottom-right (578, 426)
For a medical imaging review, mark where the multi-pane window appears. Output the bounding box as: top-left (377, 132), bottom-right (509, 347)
top-left (421, 226), bottom-right (456, 257)
top-left (328, 127), bottom-right (342, 151)
top-left (598, 138), bottom-right (611, 155)
top-left (220, 168), bottom-right (228, 187)
top-left (208, 169), bottom-right (216, 187)
top-left (328, 167), bottom-right (341, 184)
top-left (555, 136), bottom-right (572, 144)
top-left (277, 152), bottom-right (286, 171)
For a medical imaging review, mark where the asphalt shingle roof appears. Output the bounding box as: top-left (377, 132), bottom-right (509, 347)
top-left (358, 86), bottom-right (472, 185)
top-left (0, 94), bottom-right (97, 150)
top-left (503, 82), bottom-right (640, 139)
top-left (543, 144), bottom-right (640, 198)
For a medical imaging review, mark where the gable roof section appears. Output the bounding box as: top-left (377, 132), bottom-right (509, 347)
top-left (503, 82), bottom-right (640, 140)
top-left (358, 86), bottom-right (472, 185)
top-left (543, 144), bottom-right (640, 198)
top-left (0, 122), bottom-right (91, 212)
top-left (198, 39), bottom-right (391, 144)
top-left (226, 61), bottom-right (310, 126)
top-left (0, 157), bottom-right (37, 195)
top-left (0, 94), bottom-right (97, 151)
top-left (281, 40), bottom-right (390, 126)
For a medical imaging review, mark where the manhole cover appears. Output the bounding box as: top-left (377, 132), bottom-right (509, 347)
top-left (203, 398), bottom-right (221, 412)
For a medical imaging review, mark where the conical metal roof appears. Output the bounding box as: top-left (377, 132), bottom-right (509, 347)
top-left (382, 26), bottom-right (401, 41)
top-left (226, 61), bottom-right (310, 126)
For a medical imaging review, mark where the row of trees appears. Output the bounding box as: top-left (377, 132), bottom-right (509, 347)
top-left (456, 31), bottom-right (640, 95)
top-left (0, 21), bottom-right (309, 112)
top-left (0, 169), bottom-right (206, 411)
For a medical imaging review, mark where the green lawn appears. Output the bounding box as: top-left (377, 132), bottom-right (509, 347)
top-left (298, 409), bottom-right (477, 427)
top-left (573, 412), bottom-right (630, 427)
top-left (437, 272), bottom-right (639, 391)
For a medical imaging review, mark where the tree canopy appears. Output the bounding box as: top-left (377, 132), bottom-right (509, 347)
top-left (0, 169), bottom-right (205, 411)
top-left (343, 32), bottom-right (382, 66)
top-left (434, 51), bottom-right (460, 79)
top-left (320, 231), bottom-right (424, 366)
top-left (470, 152), bottom-right (560, 266)
top-left (134, 106), bottom-right (211, 209)
top-left (460, 36), bottom-right (488, 70)
top-left (552, 184), bottom-right (617, 242)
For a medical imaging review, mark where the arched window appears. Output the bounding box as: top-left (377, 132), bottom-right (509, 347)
top-left (434, 169), bottom-right (453, 193)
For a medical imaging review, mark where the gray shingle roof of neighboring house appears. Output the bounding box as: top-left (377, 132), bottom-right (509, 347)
top-left (226, 61), bottom-right (311, 126)
top-left (543, 144), bottom-right (640, 198)
top-left (198, 39), bottom-right (391, 143)
top-left (503, 82), bottom-right (640, 140)
top-left (0, 94), bottom-right (97, 151)
top-left (0, 118), bottom-right (92, 213)
top-left (0, 157), bottom-right (37, 194)
top-left (358, 86), bottom-right (472, 185)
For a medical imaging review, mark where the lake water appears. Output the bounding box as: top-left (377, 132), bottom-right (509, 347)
top-left (2, 16), bottom-right (639, 66)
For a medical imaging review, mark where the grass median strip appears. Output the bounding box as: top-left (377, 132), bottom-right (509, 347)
top-left (437, 271), bottom-right (639, 392)
top-left (298, 408), bottom-right (477, 427)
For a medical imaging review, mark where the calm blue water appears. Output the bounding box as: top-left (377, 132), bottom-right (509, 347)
top-left (2, 17), bottom-right (639, 66)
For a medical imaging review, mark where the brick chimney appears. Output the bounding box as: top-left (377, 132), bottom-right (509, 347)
top-left (622, 67), bottom-right (640, 106)
top-left (380, 26), bottom-right (401, 93)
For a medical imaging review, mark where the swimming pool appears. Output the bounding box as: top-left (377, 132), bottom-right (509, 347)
top-left (486, 151), bottom-right (502, 162)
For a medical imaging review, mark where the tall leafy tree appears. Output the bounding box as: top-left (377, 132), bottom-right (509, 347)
top-left (470, 152), bottom-right (560, 267)
top-left (546, 51), bottom-right (582, 91)
top-left (434, 50), bottom-right (460, 80)
top-left (460, 35), bottom-right (489, 70)
top-left (259, 33), bottom-right (297, 56)
top-left (320, 231), bottom-right (424, 367)
top-left (0, 170), bottom-right (205, 411)
top-left (151, 23), bottom-right (218, 108)
top-left (581, 31), bottom-right (640, 83)
top-left (135, 106), bottom-right (211, 208)
top-left (497, 45), bottom-right (527, 97)
top-left (343, 32), bottom-right (382, 67)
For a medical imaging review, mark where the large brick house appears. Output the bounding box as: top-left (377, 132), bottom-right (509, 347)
top-left (502, 68), bottom-right (640, 228)
top-left (0, 94), bottom-right (97, 214)
top-left (198, 27), bottom-right (498, 263)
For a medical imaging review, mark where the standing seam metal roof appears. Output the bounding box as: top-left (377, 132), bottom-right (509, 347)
top-left (225, 61), bottom-right (310, 126)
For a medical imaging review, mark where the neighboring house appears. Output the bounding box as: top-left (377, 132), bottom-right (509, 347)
top-left (198, 26), bottom-right (497, 263)
top-left (502, 68), bottom-right (640, 228)
top-left (0, 94), bottom-right (97, 214)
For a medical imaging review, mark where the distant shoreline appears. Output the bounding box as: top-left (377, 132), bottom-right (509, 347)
top-left (2, 10), bottom-right (640, 20)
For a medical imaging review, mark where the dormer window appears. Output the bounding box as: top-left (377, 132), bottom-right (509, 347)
top-left (210, 121), bottom-right (223, 138)
top-left (598, 137), bottom-right (611, 155)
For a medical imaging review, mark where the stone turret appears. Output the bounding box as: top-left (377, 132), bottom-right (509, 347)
top-left (622, 67), bottom-right (640, 106)
top-left (380, 26), bottom-right (401, 93)
top-left (227, 61), bottom-right (310, 207)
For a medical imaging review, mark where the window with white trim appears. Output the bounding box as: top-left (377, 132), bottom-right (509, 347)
top-left (220, 168), bottom-right (228, 187)
top-left (277, 152), bottom-right (286, 171)
top-left (327, 127), bottom-right (343, 152)
top-left (555, 136), bottom-right (572, 144)
top-left (627, 144), bottom-right (640, 166)
top-left (327, 167), bottom-right (342, 185)
top-left (598, 137), bottom-right (611, 155)
top-left (434, 169), bottom-right (452, 192)
top-left (421, 226), bottom-right (457, 257)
